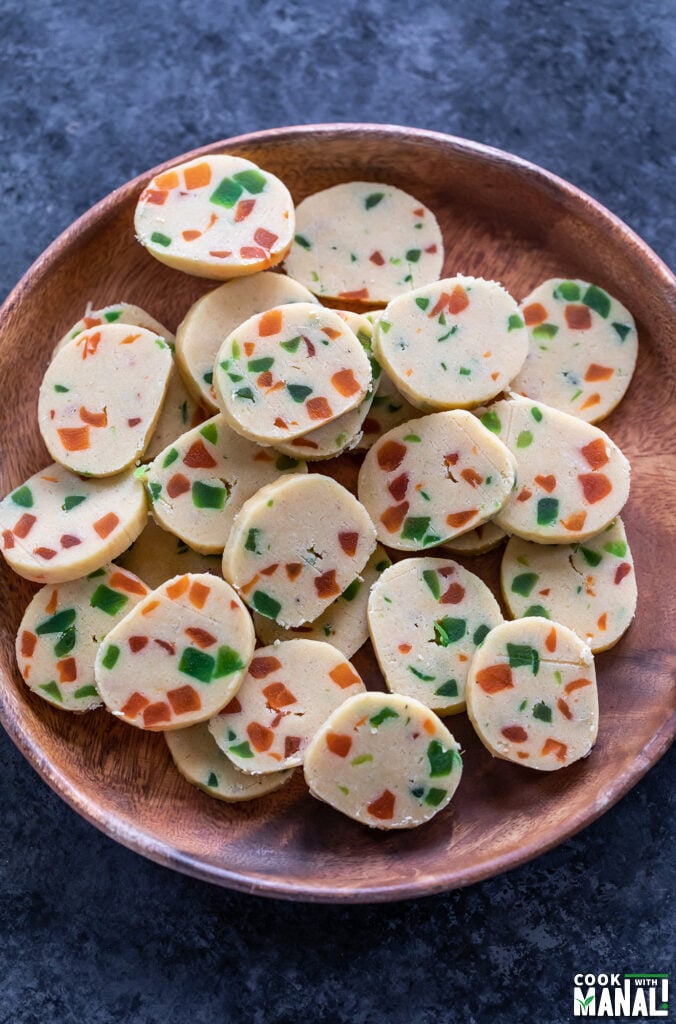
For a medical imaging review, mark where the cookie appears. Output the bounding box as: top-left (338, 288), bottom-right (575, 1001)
top-left (208, 639), bottom-right (366, 772)
top-left (466, 617), bottom-right (598, 770)
top-left (304, 692), bottom-right (463, 829)
top-left (134, 155), bottom-right (294, 279)
top-left (52, 301), bottom-right (173, 358)
top-left (368, 557), bottom-right (503, 714)
top-left (116, 516), bottom-right (221, 589)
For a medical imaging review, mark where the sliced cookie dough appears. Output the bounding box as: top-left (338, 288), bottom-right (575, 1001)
top-left (222, 473), bottom-right (377, 628)
top-left (38, 323), bottom-right (173, 476)
top-left (213, 302), bottom-right (372, 445)
top-left (501, 517), bottom-right (637, 652)
top-left (0, 463), bottom-right (146, 584)
top-left (357, 411), bottom-right (516, 551)
top-left (284, 182), bottom-right (443, 304)
top-left (253, 544), bottom-right (391, 658)
top-left (134, 155), bottom-right (294, 279)
top-left (484, 396), bottom-right (631, 543)
top-left (511, 279), bottom-right (638, 422)
top-left (208, 639), bottom-right (366, 773)
top-left (95, 572), bottom-right (255, 731)
top-left (466, 617), bottom-right (598, 770)
top-left (143, 414), bottom-right (307, 554)
top-left (304, 692), bottom-right (463, 830)
top-left (175, 271), bottom-right (319, 410)
top-left (52, 301), bottom-right (173, 359)
top-left (165, 722), bottom-right (295, 801)
top-left (441, 520), bottom-right (507, 556)
top-left (368, 557), bottom-right (503, 714)
top-left (16, 563), bottom-right (149, 711)
top-left (117, 516), bottom-right (222, 589)
top-left (375, 276), bottom-right (527, 410)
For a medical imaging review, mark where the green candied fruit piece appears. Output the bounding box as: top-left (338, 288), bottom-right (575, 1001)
top-left (422, 569), bottom-right (441, 601)
top-left (248, 357), bottom-right (274, 373)
top-left (472, 624), bottom-right (491, 646)
top-left (207, 771), bottom-right (219, 788)
top-left (435, 617), bottom-right (466, 645)
top-left (612, 322), bottom-right (632, 341)
top-left (244, 527), bottom-right (261, 553)
top-left (519, 699), bottom-right (528, 711)
top-left (148, 482), bottom-right (162, 503)
top-left (62, 495), bottom-right (86, 511)
top-left (104, 310), bottom-right (123, 322)
top-left (507, 313), bottom-right (525, 331)
top-left (287, 384), bottom-right (313, 403)
top-left (200, 422), bottom-right (218, 445)
top-left (375, 559), bottom-right (391, 573)
top-left (90, 585), bottom-right (129, 617)
top-left (154, 338), bottom-right (168, 350)
top-left (280, 336), bottom-right (301, 353)
top-left (87, 568), bottom-right (106, 578)
top-left (531, 406), bottom-right (543, 423)
top-left (369, 706), bottom-right (400, 727)
top-left (415, 297), bottom-right (430, 312)
top-left (40, 681), bottom-right (63, 702)
top-left (378, 319), bottom-right (392, 334)
top-left (516, 430), bottom-right (533, 448)
top-left (337, 785), bottom-right (349, 795)
top-left (533, 701), bottom-right (553, 723)
top-left (427, 739), bottom-right (456, 777)
top-left (192, 481), bottom-right (227, 510)
top-left (234, 386), bottom-right (254, 402)
top-left (459, 367), bottom-right (471, 376)
top-left (227, 372), bottom-right (243, 383)
top-left (553, 281), bottom-right (581, 302)
top-left (54, 384), bottom-right (69, 393)
top-left (351, 754), bottom-right (373, 766)
top-left (74, 685), bottom-right (98, 700)
top-left (294, 235), bottom-right (312, 251)
top-left (537, 497), bottom-right (559, 526)
top-left (180, 401), bottom-right (189, 423)
top-left (524, 604), bottom-right (550, 618)
top-left (162, 448), bottom-right (179, 468)
top-left (214, 646), bottom-right (245, 677)
top-left (101, 644), bottom-right (120, 670)
top-left (435, 679), bottom-right (459, 697)
top-left (365, 192), bottom-right (384, 209)
top-left (403, 433), bottom-right (421, 442)
top-left (54, 625), bottom-right (76, 658)
top-left (409, 665), bottom-right (436, 681)
top-left (532, 323), bottom-right (559, 340)
top-left (340, 578), bottom-right (361, 602)
top-left (511, 572), bottom-right (539, 597)
top-left (178, 647), bottom-right (215, 683)
top-left (405, 249), bottom-right (421, 262)
top-left (11, 486), bottom-right (33, 508)
top-left (229, 741), bottom-right (254, 759)
top-left (203, 371), bottom-right (214, 385)
top-left (151, 232), bottom-right (171, 247)
top-left (578, 546), bottom-right (602, 566)
top-left (401, 516), bottom-right (430, 542)
top-left (424, 787), bottom-right (447, 807)
top-left (274, 454), bottom-right (299, 471)
top-left (507, 643), bottom-right (540, 674)
top-left (36, 609), bottom-right (76, 635)
top-left (603, 540), bottom-right (627, 558)
top-left (210, 177), bottom-right (242, 208)
top-left (233, 168), bottom-right (267, 194)
top-left (480, 410), bottom-right (501, 434)
top-left (582, 284), bottom-right (611, 318)
top-left (252, 590), bottom-right (281, 620)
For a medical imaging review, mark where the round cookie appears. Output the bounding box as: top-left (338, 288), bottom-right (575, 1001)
top-left (253, 544), bottom-right (392, 658)
top-left (442, 520), bottom-right (507, 556)
top-left (466, 617), bottom-right (598, 770)
top-left (484, 396), bottom-right (631, 543)
top-left (0, 463), bottom-right (146, 584)
top-left (95, 572), bottom-right (255, 731)
top-left (304, 692), bottom-right (463, 830)
top-left (222, 473), bottom-right (377, 628)
top-left (134, 155), bottom-right (295, 279)
top-left (208, 639), bottom-right (366, 773)
top-left (511, 278), bottom-right (638, 422)
top-left (38, 323), bottom-right (173, 476)
top-left (52, 301), bottom-right (173, 358)
top-left (117, 516), bottom-right (222, 589)
top-left (500, 517), bottom-right (637, 652)
top-left (357, 411), bottom-right (516, 550)
top-left (144, 414), bottom-right (307, 554)
top-left (213, 302), bottom-right (372, 445)
top-left (375, 276), bottom-right (527, 410)
top-left (368, 557), bottom-right (503, 714)
top-left (284, 182), bottom-right (443, 304)
top-left (165, 722), bottom-right (295, 801)
top-left (175, 272), bottom-right (319, 410)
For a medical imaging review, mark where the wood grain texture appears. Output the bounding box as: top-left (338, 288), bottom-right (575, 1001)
top-left (0, 124), bottom-right (674, 902)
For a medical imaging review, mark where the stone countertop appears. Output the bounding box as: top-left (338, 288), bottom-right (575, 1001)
top-left (0, 1), bottom-right (673, 1022)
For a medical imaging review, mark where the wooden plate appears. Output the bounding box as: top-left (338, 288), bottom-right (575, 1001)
top-left (0, 124), bottom-right (674, 902)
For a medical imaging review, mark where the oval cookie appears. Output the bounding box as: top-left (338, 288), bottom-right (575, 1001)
top-left (511, 278), bottom-right (638, 422)
top-left (304, 692), bottom-right (463, 830)
top-left (0, 464), bottom-right (146, 584)
top-left (208, 639), bottom-right (366, 773)
top-left (117, 516), bottom-right (222, 589)
top-left (466, 617), bottom-right (598, 770)
top-left (95, 572), bottom-right (255, 731)
top-left (501, 517), bottom-right (637, 652)
top-left (368, 557), bottom-right (503, 714)
top-left (16, 563), bottom-right (149, 712)
top-left (357, 411), bottom-right (516, 550)
top-left (165, 722), bottom-right (295, 801)
top-left (485, 396), bottom-right (631, 542)
top-left (285, 182), bottom-right (443, 304)
top-left (52, 300), bottom-right (174, 359)
top-left (375, 276), bottom-right (527, 410)
top-left (222, 473), bottom-right (377, 628)
top-left (134, 155), bottom-right (294, 279)
top-left (144, 414), bottom-right (307, 553)
top-left (38, 323), bottom-right (173, 476)
top-left (213, 302), bottom-right (372, 445)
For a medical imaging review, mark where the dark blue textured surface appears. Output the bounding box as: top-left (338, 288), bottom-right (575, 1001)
top-left (1, 1), bottom-right (674, 1021)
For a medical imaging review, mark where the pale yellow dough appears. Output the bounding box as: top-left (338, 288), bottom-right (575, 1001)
top-left (117, 516), bottom-right (222, 589)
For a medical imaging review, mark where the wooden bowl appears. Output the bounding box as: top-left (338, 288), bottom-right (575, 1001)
top-left (0, 124), bottom-right (674, 902)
